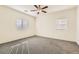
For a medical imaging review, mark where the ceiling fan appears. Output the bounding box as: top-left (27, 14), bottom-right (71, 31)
top-left (30, 5), bottom-right (48, 14)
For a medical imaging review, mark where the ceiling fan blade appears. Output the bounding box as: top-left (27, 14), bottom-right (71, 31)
top-left (42, 10), bottom-right (47, 13)
top-left (42, 6), bottom-right (48, 9)
top-left (34, 5), bottom-right (38, 8)
top-left (39, 5), bottom-right (40, 8)
top-left (37, 12), bottom-right (39, 14)
top-left (30, 10), bottom-right (37, 12)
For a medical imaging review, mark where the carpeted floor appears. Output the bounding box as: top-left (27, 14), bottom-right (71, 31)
top-left (0, 36), bottom-right (79, 54)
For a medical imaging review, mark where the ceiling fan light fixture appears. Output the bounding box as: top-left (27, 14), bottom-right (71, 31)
top-left (30, 5), bottom-right (48, 14)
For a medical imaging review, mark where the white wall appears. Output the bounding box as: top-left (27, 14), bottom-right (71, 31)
top-left (0, 6), bottom-right (35, 44)
top-left (76, 6), bottom-right (79, 44)
top-left (36, 8), bottom-right (77, 42)
top-left (0, 6), bottom-right (77, 44)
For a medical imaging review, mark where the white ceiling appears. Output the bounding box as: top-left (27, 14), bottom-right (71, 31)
top-left (7, 5), bottom-right (76, 17)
